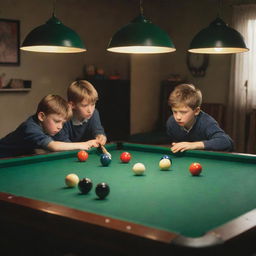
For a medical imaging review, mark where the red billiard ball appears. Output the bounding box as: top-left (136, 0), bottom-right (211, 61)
top-left (189, 162), bottom-right (202, 176)
top-left (77, 150), bottom-right (89, 162)
top-left (120, 152), bottom-right (131, 163)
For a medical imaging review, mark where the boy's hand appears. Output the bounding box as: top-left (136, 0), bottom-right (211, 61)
top-left (95, 134), bottom-right (107, 145)
top-left (171, 141), bottom-right (204, 153)
top-left (34, 148), bottom-right (50, 155)
top-left (83, 139), bottom-right (100, 150)
top-left (47, 140), bottom-right (100, 152)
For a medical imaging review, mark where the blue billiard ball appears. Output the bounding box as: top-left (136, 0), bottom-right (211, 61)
top-left (161, 155), bottom-right (170, 160)
top-left (100, 154), bottom-right (111, 166)
top-left (160, 155), bottom-right (172, 163)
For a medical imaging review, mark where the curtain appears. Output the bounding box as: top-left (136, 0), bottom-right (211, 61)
top-left (227, 4), bottom-right (256, 153)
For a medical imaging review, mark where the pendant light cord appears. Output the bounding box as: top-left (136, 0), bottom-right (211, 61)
top-left (52, 0), bottom-right (57, 17)
top-left (140, 0), bottom-right (144, 15)
top-left (218, 0), bottom-right (222, 18)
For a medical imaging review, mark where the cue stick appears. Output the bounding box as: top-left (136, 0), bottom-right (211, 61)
top-left (100, 145), bottom-right (112, 158)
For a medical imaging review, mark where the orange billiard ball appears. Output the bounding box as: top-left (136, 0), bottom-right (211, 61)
top-left (120, 152), bottom-right (131, 163)
top-left (189, 162), bottom-right (202, 176)
top-left (77, 150), bottom-right (89, 162)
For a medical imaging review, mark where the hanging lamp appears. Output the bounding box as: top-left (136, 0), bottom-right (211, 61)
top-left (20, 1), bottom-right (86, 53)
top-left (107, 0), bottom-right (175, 54)
top-left (188, 1), bottom-right (248, 54)
top-left (188, 17), bottom-right (248, 54)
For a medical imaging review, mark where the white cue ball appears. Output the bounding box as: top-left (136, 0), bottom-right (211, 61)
top-left (65, 173), bottom-right (79, 187)
top-left (132, 163), bottom-right (146, 175)
top-left (159, 159), bottom-right (171, 170)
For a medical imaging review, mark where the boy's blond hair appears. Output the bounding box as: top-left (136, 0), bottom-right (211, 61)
top-left (36, 94), bottom-right (72, 120)
top-left (67, 80), bottom-right (98, 103)
top-left (168, 84), bottom-right (202, 110)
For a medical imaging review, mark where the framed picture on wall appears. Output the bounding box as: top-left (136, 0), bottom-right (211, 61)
top-left (0, 18), bottom-right (20, 65)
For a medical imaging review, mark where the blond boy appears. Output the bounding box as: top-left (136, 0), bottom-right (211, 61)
top-left (0, 94), bottom-right (98, 158)
top-left (166, 84), bottom-right (234, 153)
top-left (55, 80), bottom-right (107, 145)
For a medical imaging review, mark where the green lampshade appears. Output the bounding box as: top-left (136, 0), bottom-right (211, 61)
top-left (107, 15), bottom-right (176, 54)
top-left (20, 16), bottom-right (86, 53)
top-left (188, 17), bottom-right (249, 54)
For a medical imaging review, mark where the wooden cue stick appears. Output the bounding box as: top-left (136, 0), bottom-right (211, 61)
top-left (101, 145), bottom-right (110, 155)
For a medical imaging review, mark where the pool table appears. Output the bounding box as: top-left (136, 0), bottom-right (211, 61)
top-left (0, 143), bottom-right (255, 255)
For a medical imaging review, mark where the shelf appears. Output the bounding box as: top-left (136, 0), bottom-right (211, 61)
top-left (0, 88), bottom-right (31, 92)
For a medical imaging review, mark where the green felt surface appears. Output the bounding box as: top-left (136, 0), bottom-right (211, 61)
top-left (0, 143), bottom-right (256, 238)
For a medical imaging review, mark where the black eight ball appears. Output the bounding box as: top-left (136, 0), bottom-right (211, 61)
top-left (78, 178), bottom-right (93, 194)
top-left (96, 182), bottom-right (110, 199)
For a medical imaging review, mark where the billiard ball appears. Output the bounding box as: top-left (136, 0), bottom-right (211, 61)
top-left (160, 155), bottom-right (170, 160)
top-left (95, 182), bottom-right (110, 199)
top-left (78, 178), bottom-right (93, 194)
top-left (160, 155), bottom-right (172, 165)
top-left (77, 150), bottom-right (89, 162)
top-left (100, 154), bottom-right (112, 166)
top-left (100, 145), bottom-right (112, 159)
top-left (159, 158), bottom-right (171, 170)
top-left (132, 163), bottom-right (146, 175)
top-left (120, 152), bottom-right (131, 163)
top-left (65, 173), bottom-right (79, 187)
top-left (189, 162), bottom-right (202, 176)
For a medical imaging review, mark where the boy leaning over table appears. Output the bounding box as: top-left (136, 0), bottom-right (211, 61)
top-left (0, 94), bottom-right (99, 158)
top-left (166, 84), bottom-right (234, 153)
top-left (54, 80), bottom-right (107, 146)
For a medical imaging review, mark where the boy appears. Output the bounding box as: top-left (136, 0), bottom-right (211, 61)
top-left (166, 84), bottom-right (234, 153)
top-left (0, 94), bottom-right (99, 158)
top-left (54, 80), bottom-right (107, 145)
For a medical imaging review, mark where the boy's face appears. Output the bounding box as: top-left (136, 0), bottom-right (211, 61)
top-left (172, 104), bottom-right (200, 129)
top-left (38, 112), bottom-right (66, 136)
top-left (70, 99), bottom-right (96, 121)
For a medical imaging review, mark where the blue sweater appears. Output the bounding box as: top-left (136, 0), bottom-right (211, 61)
top-left (0, 115), bottom-right (54, 158)
top-left (54, 109), bottom-right (105, 142)
top-left (166, 111), bottom-right (234, 151)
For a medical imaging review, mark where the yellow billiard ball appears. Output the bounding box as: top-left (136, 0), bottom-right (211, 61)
top-left (159, 159), bottom-right (171, 170)
top-left (65, 173), bottom-right (79, 187)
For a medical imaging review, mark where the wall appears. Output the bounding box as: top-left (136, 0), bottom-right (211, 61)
top-left (157, 0), bottom-right (232, 103)
top-left (1, 0), bottom-right (237, 138)
top-left (0, 0), bottom-right (133, 137)
top-left (130, 0), bottom-right (234, 133)
top-left (130, 55), bottom-right (162, 134)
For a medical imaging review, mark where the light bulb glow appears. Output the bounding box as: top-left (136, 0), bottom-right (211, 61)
top-left (107, 46), bottom-right (176, 54)
top-left (20, 45), bottom-right (86, 53)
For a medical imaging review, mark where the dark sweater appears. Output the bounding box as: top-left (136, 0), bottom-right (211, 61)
top-left (54, 109), bottom-right (105, 142)
top-left (166, 111), bottom-right (234, 151)
top-left (0, 115), bottom-right (53, 158)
